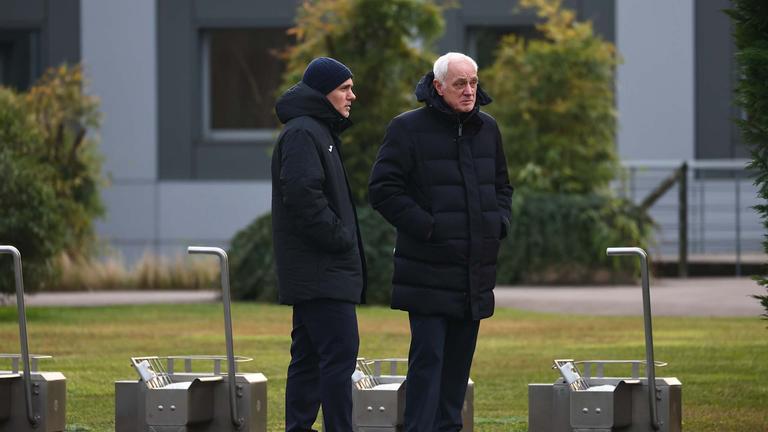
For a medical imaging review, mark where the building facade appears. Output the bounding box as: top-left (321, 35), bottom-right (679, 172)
top-left (0, 0), bottom-right (758, 261)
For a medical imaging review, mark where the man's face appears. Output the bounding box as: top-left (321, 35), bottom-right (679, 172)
top-left (326, 78), bottom-right (356, 118)
top-left (433, 59), bottom-right (478, 113)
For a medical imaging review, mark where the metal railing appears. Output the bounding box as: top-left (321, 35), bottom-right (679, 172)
top-left (617, 159), bottom-right (762, 276)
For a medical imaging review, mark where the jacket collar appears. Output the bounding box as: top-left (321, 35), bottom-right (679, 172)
top-left (414, 71), bottom-right (492, 120)
top-left (275, 82), bottom-right (353, 134)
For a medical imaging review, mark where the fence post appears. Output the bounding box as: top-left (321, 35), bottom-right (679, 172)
top-left (678, 162), bottom-right (688, 278)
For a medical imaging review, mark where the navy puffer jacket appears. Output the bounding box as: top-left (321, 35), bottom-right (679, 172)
top-left (369, 71), bottom-right (513, 320)
top-left (272, 82), bottom-right (367, 305)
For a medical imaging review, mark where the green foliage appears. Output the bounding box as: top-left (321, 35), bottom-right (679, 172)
top-left (479, 0), bottom-right (649, 282)
top-left (483, 0), bottom-right (619, 194)
top-left (497, 190), bottom-right (651, 284)
top-left (229, 207), bottom-right (395, 304)
top-left (23, 65), bottom-right (105, 255)
top-left (0, 89), bottom-right (67, 293)
top-left (0, 65), bottom-right (104, 294)
top-left (229, 194), bottom-right (649, 302)
top-left (280, 0), bottom-right (444, 204)
top-left (727, 0), bottom-right (768, 319)
top-left (229, 213), bottom-right (277, 302)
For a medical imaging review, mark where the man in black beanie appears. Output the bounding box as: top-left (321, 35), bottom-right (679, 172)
top-left (272, 56), bottom-right (367, 432)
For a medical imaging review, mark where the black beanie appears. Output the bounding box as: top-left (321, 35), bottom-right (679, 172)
top-left (302, 57), bottom-right (353, 95)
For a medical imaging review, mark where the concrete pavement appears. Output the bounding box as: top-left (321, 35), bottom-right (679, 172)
top-left (14, 277), bottom-right (767, 317)
top-left (495, 277), bottom-right (765, 316)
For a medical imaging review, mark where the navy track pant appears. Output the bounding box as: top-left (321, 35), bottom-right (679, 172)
top-left (285, 299), bottom-right (359, 432)
top-left (403, 313), bottom-right (479, 432)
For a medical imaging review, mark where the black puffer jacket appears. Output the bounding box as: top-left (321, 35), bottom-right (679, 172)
top-left (368, 72), bottom-right (513, 320)
top-left (272, 82), bottom-right (367, 305)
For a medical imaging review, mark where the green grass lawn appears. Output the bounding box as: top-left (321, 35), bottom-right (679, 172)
top-left (1, 303), bottom-right (766, 431)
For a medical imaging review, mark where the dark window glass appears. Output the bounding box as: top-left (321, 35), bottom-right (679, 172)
top-left (466, 26), bottom-right (541, 69)
top-left (207, 28), bottom-right (293, 130)
top-left (0, 30), bottom-right (39, 91)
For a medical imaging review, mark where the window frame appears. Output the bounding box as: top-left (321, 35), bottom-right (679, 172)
top-left (199, 28), bottom-right (289, 144)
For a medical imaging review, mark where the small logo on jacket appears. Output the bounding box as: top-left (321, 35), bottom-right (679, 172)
top-left (328, 145), bottom-right (334, 153)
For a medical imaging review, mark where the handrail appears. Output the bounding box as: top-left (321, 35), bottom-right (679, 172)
top-left (0, 245), bottom-right (39, 426)
top-left (187, 246), bottom-right (243, 429)
top-left (606, 247), bottom-right (660, 430)
top-left (621, 158), bottom-right (751, 170)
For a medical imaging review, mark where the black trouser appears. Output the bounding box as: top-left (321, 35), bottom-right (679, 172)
top-left (403, 313), bottom-right (480, 432)
top-left (285, 299), bottom-right (359, 432)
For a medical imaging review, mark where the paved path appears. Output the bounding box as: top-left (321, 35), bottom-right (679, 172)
top-left (16, 277), bottom-right (767, 317)
top-left (495, 277), bottom-right (765, 316)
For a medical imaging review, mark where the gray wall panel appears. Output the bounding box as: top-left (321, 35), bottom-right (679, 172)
top-left (158, 0), bottom-right (294, 181)
top-left (82, 0), bottom-right (157, 181)
top-left (616, 0), bottom-right (694, 160)
top-left (578, 0), bottom-right (614, 42)
top-left (0, 0), bottom-right (44, 22)
top-left (47, 0), bottom-right (79, 65)
top-left (157, 0), bottom-right (194, 179)
top-left (158, 181), bottom-right (271, 241)
top-left (193, 0), bottom-right (297, 22)
top-left (195, 144), bottom-right (272, 180)
top-left (695, 0), bottom-right (746, 159)
top-left (95, 183), bottom-right (157, 240)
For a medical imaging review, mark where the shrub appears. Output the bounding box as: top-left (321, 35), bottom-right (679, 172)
top-left (229, 207), bottom-right (396, 304)
top-left (727, 0), bottom-right (768, 320)
top-left (484, 0), bottom-right (619, 195)
top-left (22, 64), bottom-right (105, 256)
top-left (481, 0), bottom-right (651, 282)
top-left (280, 0), bottom-right (444, 204)
top-left (498, 190), bottom-right (651, 284)
top-left (0, 64), bottom-right (104, 295)
top-left (228, 196), bottom-right (648, 302)
top-left (0, 89), bottom-right (68, 294)
top-left (229, 213), bottom-right (277, 302)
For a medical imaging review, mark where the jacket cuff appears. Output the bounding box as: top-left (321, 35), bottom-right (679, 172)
top-left (500, 215), bottom-right (510, 240)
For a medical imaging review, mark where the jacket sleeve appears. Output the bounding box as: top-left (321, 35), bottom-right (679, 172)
top-left (494, 127), bottom-right (514, 239)
top-left (279, 129), bottom-right (355, 253)
top-left (368, 120), bottom-right (434, 240)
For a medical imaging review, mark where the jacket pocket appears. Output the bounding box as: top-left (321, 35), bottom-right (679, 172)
top-left (395, 233), bottom-right (465, 265)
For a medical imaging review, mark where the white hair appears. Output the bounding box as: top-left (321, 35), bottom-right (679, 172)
top-left (433, 52), bottom-right (478, 84)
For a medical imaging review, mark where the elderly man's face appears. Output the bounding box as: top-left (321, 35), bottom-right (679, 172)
top-left (434, 59), bottom-right (478, 113)
top-left (326, 78), bottom-right (356, 118)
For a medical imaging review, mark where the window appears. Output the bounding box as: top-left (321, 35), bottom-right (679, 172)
top-left (465, 26), bottom-right (540, 69)
top-left (0, 30), bottom-right (40, 91)
top-left (201, 28), bottom-right (293, 141)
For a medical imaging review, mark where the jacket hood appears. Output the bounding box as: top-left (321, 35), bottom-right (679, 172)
top-left (275, 82), bottom-right (352, 133)
top-left (414, 71), bottom-right (492, 115)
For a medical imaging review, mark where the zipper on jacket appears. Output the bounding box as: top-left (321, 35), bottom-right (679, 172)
top-left (458, 122), bottom-right (463, 137)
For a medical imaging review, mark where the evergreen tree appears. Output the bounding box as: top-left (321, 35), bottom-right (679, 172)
top-left (727, 0), bottom-right (768, 319)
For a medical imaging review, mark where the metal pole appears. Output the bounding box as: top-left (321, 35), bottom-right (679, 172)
top-left (678, 162), bottom-right (688, 277)
top-left (735, 175), bottom-right (742, 277)
top-left (700, 181), bottom-right (706, 254)
top-left (187, 246), bottom-right (243, 429)
top-left (0, 246), bottom-right (39, 426)
top-left (607, 247), bottom-right (661, 430)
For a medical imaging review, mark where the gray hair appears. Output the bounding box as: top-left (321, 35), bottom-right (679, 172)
top-left (433, 52), bottom-right (478, 84)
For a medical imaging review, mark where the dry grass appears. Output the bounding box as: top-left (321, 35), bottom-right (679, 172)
top-left (54, 253), bottom-right (219, 291)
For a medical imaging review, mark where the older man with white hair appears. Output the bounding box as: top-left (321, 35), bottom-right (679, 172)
top-left (369, 52), bottom-right (514, 431)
